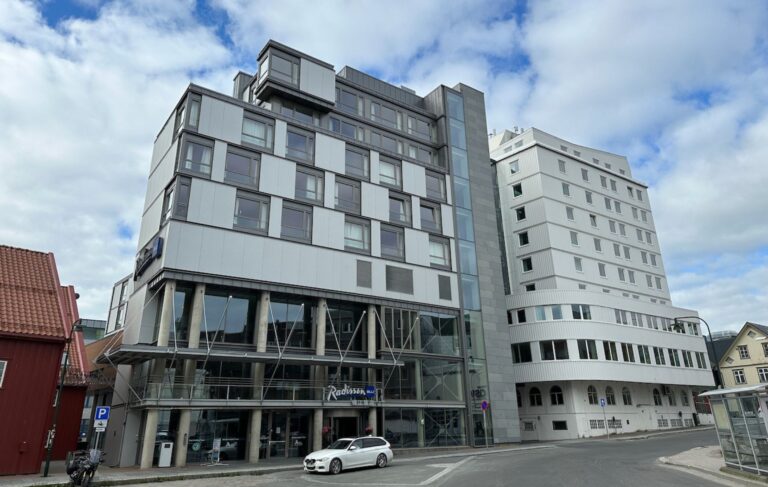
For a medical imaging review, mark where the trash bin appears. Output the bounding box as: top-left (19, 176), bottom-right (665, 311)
top-left (158, 442), bottom-right (174, 467)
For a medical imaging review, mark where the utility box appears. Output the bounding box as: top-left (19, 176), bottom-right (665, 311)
top-left (158, 442), bottom-right (173, 468)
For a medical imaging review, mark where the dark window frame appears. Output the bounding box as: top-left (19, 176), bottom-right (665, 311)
top-left (280, 201), bottom-right (313, 243)
top-left (294, 165), bottom-right (324, 204)
top-left (233, 190), bottom-right (270, 235)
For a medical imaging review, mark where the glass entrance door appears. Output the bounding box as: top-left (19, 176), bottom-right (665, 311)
top-left (269, 412), bottom-right (287, 458)
top-left (261, 410), bottom-right (310, 460)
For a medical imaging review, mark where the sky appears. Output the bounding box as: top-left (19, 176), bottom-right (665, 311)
top-left (1, 0), bottom-right (766, 333)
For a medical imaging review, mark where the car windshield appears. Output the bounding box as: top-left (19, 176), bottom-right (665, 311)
top-left (327, 440), bottom-right (353, 450)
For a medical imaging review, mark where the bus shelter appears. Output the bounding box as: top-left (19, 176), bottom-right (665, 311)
top-left (700, 384), bottom-right (768, 475)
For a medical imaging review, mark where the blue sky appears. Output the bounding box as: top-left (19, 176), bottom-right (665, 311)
top-left (1, 0), bottom-right (767, 332)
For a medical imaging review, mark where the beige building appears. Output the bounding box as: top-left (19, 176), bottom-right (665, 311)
top-left (719, 322), bottom-right (768, 388)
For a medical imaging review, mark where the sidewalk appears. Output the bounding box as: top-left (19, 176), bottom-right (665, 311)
top-left (0, 444), bottom-right (554, 487)
top-left (660, 444), bottom-right (768, 485)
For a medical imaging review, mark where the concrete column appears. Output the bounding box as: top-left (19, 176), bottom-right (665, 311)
top-left (150, 281), bottom-right (176, 392)
top-left (367, 305), bottom-right (377, 436)
top-left (313, 298), bottom-right (327, 452)
top-left (417, 409), bottom-right (425, 447)
top-left (368, 408), bottom-right (377, 436)
top-left (248, 291), bottom-right (269, 464)
top-left (313, 408), bottom-right (324, 452)
top-left (139, 409), bottom-right (159, 469)
top-left (174, 283), bottom-right (205, 467)
top-left (415, 359), bottom-right (425, 446)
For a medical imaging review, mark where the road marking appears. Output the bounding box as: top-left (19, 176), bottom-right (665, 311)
top-left (419, 456), bottom-right (473, 485)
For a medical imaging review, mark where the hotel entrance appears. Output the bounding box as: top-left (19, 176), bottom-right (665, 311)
top-left (323, 410), bottom-right (363, 447)
top-left (259, 410), bottom-right (311, 460)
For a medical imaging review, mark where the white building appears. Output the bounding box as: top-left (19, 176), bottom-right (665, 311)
top-left (491, 128), bottom-right (714, 440)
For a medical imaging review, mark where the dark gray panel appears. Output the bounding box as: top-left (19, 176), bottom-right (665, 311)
top-left (438, 275), bottom-right (452, 300)
top-left (385, 265), bottom-right (414, 294)
top-left (357, 260), bottom-right (372, 288)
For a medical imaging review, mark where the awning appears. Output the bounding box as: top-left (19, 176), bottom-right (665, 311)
top-left (97, 344), bottom-right (403, 368)
top-left (699, 384), bottom-right (768, 397)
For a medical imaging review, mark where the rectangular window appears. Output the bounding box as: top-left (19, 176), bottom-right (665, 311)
top-left (637, 190), bottom-right (643, 201)
top-left (738, 345), bottom-right (750, 360)
top-left (511, 343), bottom-right (533, 363)
top-left (641, 210), bottom-right (648, 222)
top-left (598, 262), bottom-right (606, 277)
top-left (628, 270), bottom-right (635, 284)
top-left (295, 167), bottom-right (324, 204)
top-left (279, 98), bottom-right (316, 125)
top-left (650, 254), bottom-right (657, 266)
top-left (426, 171), bottom-right (447, 201)
top-left (344, 217), bottom-right (370, 253)
top-left (646, 232), bottom-right (653, 245)
top-left (408, 144), bottom-right (434, 165)
top-left (551, 305), bottom-right (563, 320)
top-left (512, 183), bottom-right (523, 198)
top-left (734, 369), bottom-right (746, 385)
top-left (281, 202), bottom-right (312, 242)
top-left (429, 236), bottom-right (450, 268)
top-left (581, 168), bottom-right (589, 182)
top-left (509, 160), bottom-right (519, 174)
top-left (682, 350), bottom-right (693, 368)
top-left (759, 367), bottom-right (768, 383)
top-left (562, 182), bottom-right (571, 196)
top-left (552, 421), bottom-right (568, 431)
top-left (610, 179), bottom-right (617, 191)
top-left (574, 257), bottom-right (583, 272)
top-left (225, 149), bottom-right (260, 187)
top-left (614, 201), bottom-right (621, 214)
top-left (590, 214), bottom-right (598, 227)
top-left (540, 340), bottom-right (569, 360)
top-left (619, 223), bottom-right (626, 237)
top-left (233, 192), bottom-right (269, 233)
top-left (655, 277), bottom-right (662, 290)
top-left (345, 146), bottom-right (370, 179)
top-left (615, 309), bottom-right (628, 324)
top-left (641, 251), bottom-right (648, 264)
top-left (338, 88), bottom-right (362, 115)
top-left (638, 345), bottom-right (651, 364)
top-left (270, 52), bottom-right (299, 85)
top-left (621, 343), bottom-right (635, 362)
top-left (571, 304), bottom-right (591, 320)
top-left (578, 339), bottom-right (598, 359)
top-left (600, 176), bottom-right (607, 188)
top-left (286, 127), bottom-right (315, 162)
top-left (0, 360), bottom-right (7, 387)
top-left (763, 342), bottom-right (768, 357)
top-left (517, 309), bottom-right (527, 323)
top-left (535, 306), bottom-right (546, 321)
top-left (604, 341), bottom-right (619, 361)
top-left (407, 116), bottom-right (432, 141)
top-left (586, 191), bottom-right (593, 204)
top-left (525, 283), bottom-right (536, 292)
top-left (242, 115), bottom-right (274, 149)
top-left (594, 238), bottom-right (602, 252)
top-left (379, 157), bottom-right (402, 188)
top-left (609, 220), bottom-right (616, 233)
top-left (385, 265), bottom-right (413, 294)
top-left (604, 197), bottom-right (612, 211)
top-left (335, 177), bottom-right (361, 213)
top-left (516, 207), bottom-right (526, 221)
top-left (668, 349), bottom-right (681, 367)
top-left (389, 193), bottom-right (411, 224)
top-left (613, 243), bottom-right (621, 257)
top-left (566, 207), bottom-right (575, 220)
top-left (420, 203), bottom-right (441, 233)
top-left (521, 257), bottom-right (533, 272)
top-left (558, 160), bottom-right (566, 173)
top-left (570, 231), bottom-right (579, 246)
top-left (618, 268), bottom-right (625, 282)
top-left (380, 225), bottom-right (405, 260)
top-left (518, 231), bottom-right (529, 246)
top-left (653, 347), bottom-right (666, 365)
top-left (623, 246), bottom-right (630, 259)
top-left (371, 102), bottom-right (400, 129)
top-left (180, 138), bottom-right (213, 175)
top-left (330, 116), bottom-right (363, 141)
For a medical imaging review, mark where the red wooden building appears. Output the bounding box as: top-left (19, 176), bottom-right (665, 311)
top-left (0, 246), bottom-right (88, 475)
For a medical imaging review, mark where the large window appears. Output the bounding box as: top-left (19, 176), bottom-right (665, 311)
top-left (587, 385), bottom-right (598, 405)
top-left (278, 98), bottom-right (315, 125)
top-left (571, 304), bottom-right (591, 320)
top-left (529, 387), bottom-right (542, 406)
top-left (269, 52), bottom-right (299, 85)
top-left (653, 389), bottom-right (662, 406)
top-left (281, 203), bottom-right (312, 242)
top-left (370, 102), bottom-right (400, 129)
top-left (225, 149), bottom-right (260, 187)
top-left (162, 177), bottom-right (190, 223)
top-left (379, 157), bottom-right (401, 188)
top-left (622, 387), bottom-right (632, 405)
top-left (338, 88), bottom-right (362, 115)
top-left (180, 138), bottom-right (213, 175)
top-left (241, 115), bottom-right (274, 149)
top-left (330, 116), bottom-right (362, 140)
top-left (389, 193), bottom-right (411, 225)
top-left (371, 131), bottom-right (401, 154)
top-left (334, 177), bottom-right (361, 214)
top-left (380, 225), bottom-right (405, 260)
top-left (429, 236), bottom-right (450, 268)
top-left (345, 146), bottom-right (369, 179)
top-left (294, 167), bottom-right (323, 204)
top-left (540, 340), bottom-right (569, 360)
top-left (426, 171), bottom-right (446, 201)
top-left (233, 192), bottom-right (269, 233)
top-left (201, 290), bottom-right (255, 344)
top-left (603, 341), bottom-right (619, 361)
top-left (511, 343), bottom-right (532, 363)
top-left (605, 387), bottom-right (616, 405)
top-left (578, 339), bottom-right (598, 359)
top-left (420, 203), bottom-right (441, 233)
top-left (733, 369), bottom-right (746, 385)
top-left (621, 343), bottom-right (635, 362)
top-left (407, 116), bottom-right (432, 141)
top-left (286, 127), bottom-right (314, 162)
top-left (344, 217), bottom-right (370, 253)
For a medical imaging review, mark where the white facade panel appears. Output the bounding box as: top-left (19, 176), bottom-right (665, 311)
top-left (274, 120), bottom-right (287, 158)
top-left (371, 220), bottom-right (381, 257)
top-left (315, 133), bottom-right (346, 174)
top-left (210, 140), bottom-right (227, 183)
top-left (324, 172), bottom-right (336, 209)
top-left (143, 139), bottom-right (177, 212)
top-left (268, 196), bottom-right (283, 238)
top-left (411, 196), bottom-right (421, 230)
top-left (404, 228), bottom-right (429, 267)
top-left (298, 58), bottom-right (336, 103)
top-left (198, 95), bottom-right (244, 146)
top-left (361, 182), bottom-right (390, 221)
top-left (369, 151), bottom-right (380, 185)
top-left (186, 179), bottom-right (236, 229)
top-left (312, 207), bottom-right (345, 250)
top-left (402, 160), bottom-right (426, 198)
top-left (137, 196), bottom-right (163, 249)
top-left (441, 204), bottom-right (455, 238)
top-left (259, 154), bottom-right (296, 199)
top-left (151, 115), bottom-right (174, 172)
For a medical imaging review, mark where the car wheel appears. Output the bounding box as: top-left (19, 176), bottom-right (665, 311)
top-left (376, 453), bottom-right (387, 468)
top-left (330, 458), bottom-right (342, 475)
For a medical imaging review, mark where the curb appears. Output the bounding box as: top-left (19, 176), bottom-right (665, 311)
top-left (613, 426), bottom-right (714, 441)
top-left (658, 457), bottom-right (767, 486)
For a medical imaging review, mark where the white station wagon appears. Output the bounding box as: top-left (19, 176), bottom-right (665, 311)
top-left (303, 436), bottom-right (393, 474)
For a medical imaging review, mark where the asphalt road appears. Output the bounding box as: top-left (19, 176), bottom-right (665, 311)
top-left (125, 429), bottom-right (729, 487)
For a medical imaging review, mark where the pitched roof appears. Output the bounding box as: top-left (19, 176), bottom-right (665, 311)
top-left (0, 246), bottom-right (70, 340)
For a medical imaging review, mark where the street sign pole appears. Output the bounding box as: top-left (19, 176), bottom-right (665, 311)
top-left (481, 400), bottom-right (489, 448)
top-left (601, 398), bottom-right (609, 436)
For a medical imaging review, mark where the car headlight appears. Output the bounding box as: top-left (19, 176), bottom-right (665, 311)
top-left (317, 457), bottom-right (329, 462)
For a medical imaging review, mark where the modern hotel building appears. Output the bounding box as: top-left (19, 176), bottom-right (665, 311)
top-left (99, 41), bottom-right (518, 468)
top-left (491, 128), bottom-right (714, 440)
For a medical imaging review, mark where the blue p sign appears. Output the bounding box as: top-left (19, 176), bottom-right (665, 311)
top-left (95, 406), bottom-right (110, 421)
top-left (600, 398), bottom-right (606, 408)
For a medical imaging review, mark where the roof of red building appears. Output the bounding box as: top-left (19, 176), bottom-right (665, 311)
top-left (0, 245), bottom-right (89, 385)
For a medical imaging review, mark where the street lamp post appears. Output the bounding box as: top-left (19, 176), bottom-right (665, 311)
top-left (672, 316), bottom-right (723, 387)
top-left (43, 319), bottom-right (82, 477)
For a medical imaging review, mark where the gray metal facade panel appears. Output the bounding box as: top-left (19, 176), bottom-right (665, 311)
top-left (459, 84), bottom-right (521, 443)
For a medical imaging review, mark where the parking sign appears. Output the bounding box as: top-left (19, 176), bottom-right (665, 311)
top-left (95, 406), bottom-right (110, 421)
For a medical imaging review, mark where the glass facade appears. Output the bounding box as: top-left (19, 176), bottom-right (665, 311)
top-left (710, 393), bottom-right (768, 474)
